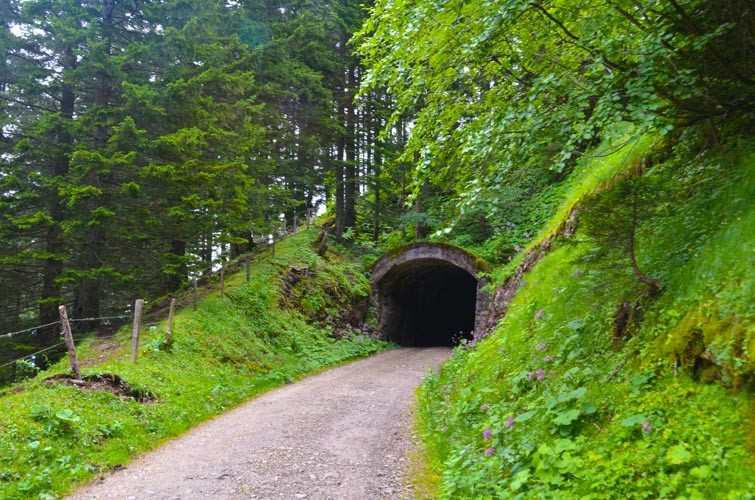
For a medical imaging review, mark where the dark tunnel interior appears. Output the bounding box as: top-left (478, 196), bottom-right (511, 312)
top-left (377, 259), bottom-right (478, 347)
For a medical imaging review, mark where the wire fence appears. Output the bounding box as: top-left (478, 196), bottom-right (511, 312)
top-left (0, 342), bottom-right (67, 370)
top-left (0, 313), bottom-right (134, 386)
top-left (0, 225), bottom-right (311, 387)
top-left (0, 320), bottom-right (62, 340)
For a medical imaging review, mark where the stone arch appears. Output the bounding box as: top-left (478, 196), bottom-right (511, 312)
top-left (371, 243), bottom-right (490, 346)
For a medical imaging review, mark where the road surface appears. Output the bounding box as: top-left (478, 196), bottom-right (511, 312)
top-left (69, 347), bottom-right (451, 499)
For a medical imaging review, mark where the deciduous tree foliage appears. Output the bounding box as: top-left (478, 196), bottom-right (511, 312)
top-left (356, 0), bottom-right (753, 244)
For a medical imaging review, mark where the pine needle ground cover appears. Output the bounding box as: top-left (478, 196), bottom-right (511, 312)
top-left (0, 230), bottom-right (389, 499)
top-left (416, 136), bottom-right (755, 498)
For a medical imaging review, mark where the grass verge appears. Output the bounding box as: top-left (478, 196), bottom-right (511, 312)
top-left (0, 230), bottom-right (390, 499)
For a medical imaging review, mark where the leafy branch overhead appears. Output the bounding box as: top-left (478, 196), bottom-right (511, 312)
top-left (356, 0), bottom-right (753, 228)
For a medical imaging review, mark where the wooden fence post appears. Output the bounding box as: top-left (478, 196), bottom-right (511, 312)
top-left (245, 256), bottom-right (251, 283)
top-left (131, 299), bottom-right (144, 363)
top-left (166, 298), bottom-right (176, 345)
top-left (58, 305), bottom-right (81, 380)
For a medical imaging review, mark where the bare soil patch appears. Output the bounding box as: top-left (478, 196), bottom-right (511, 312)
top-left (44, 373), bottom-right (156, 402)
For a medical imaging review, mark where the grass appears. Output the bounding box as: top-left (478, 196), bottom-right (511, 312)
top-left (490, 128), bottom-right (658, 286)
top-left (416, 136), bottom-right (755, 497)
top-left (0, 229), bottom-right (390, 499)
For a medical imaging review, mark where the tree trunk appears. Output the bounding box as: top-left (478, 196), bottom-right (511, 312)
top-left (39, 43), bottom-right (75, 328)
top-left (334, 134), bottom-right (346, 238)
top-left (629, 187), bottom-right (662, 295)
top-left (202, 228), bottom-right (214, 276)
top-left (344, 62), bottom-right (358, 232)
top-left (75, 1), bottom-right (114, 324)
top-left (165, 239), bottom-right (187, 291)
top-left (371, 100), bottom-right (382, 244)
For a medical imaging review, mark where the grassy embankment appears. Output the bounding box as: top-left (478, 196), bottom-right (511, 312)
top-left (416, 132), bottom-right (755, 498)
top-left (0, 229), bottom-right (389, 499)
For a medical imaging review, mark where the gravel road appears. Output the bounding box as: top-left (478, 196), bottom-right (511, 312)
top-left (69, 347), bottom-right (451, 500)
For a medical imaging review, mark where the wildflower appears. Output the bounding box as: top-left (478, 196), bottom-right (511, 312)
top-left (536, 342), bottom-right (548, 351)
top-left (535, 309), bottom-right (544, 321)
top-left (442, 385), bottom-right (448, 392)
top-left (483, 428), bottom-right (492, 440)
top-left (642, 421), bottom-right (652, 434)
top-left (506, 415), bottom-right (515, 428)
top-left (544, 355), bottom-right (554, 363)
top-left (536, 369), bottom-right (546, 381)
top-left (514, 245), bottom-right (521, 252)
top-left (485, 447), bottom-right (495, 456)
top-left (441, 426), bottom-right (447, 432)
top-left (481, 404), bottom-right (490, 411)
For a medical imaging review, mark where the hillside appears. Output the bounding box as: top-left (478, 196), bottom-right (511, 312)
top-left (0, 230), bottom-right (388, 498)
top-left (414, 133), bottom-right (755, 497)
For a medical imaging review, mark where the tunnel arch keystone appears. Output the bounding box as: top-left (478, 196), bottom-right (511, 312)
top-left (370, 243), bottom-right (491, 346)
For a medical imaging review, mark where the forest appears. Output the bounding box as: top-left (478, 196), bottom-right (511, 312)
top-left (0, 0), bottom-right (400, 336)
top-left (1, 0), bottom-right (751, 334)
top-left (0, 0), bottom-right (753, 497)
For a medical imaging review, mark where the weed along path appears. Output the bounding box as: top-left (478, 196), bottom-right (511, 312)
top-left (69, 348), bottom-right (451, 499)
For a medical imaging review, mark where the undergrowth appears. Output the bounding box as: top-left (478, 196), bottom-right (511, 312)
top-left (0, 230), bottom-right (389, 499)
top-left (417, 132), bottom-right (755, 497)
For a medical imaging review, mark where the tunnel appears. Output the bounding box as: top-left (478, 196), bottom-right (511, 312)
top-left (370, 244), bottom-right (489, 347)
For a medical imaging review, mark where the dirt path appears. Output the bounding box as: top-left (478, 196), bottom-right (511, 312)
top-left (69, 348), bottom-right (451, 500)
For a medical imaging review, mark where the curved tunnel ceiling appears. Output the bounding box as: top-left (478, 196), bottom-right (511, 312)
top-left (374, 257), bottom-right (478, 347)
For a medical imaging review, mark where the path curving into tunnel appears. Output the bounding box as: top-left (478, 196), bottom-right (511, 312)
top-left (371, 244), bottom-right (490, 347)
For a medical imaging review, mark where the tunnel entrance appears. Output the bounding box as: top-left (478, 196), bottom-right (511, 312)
top-left (370, 244), bottom-right (490, 347)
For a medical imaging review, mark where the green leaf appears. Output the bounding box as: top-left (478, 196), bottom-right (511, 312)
top-left (553, 408), bottom-right (580, 426)
top-left (510, 469), bottom-right (531, 491)
top-left (665, 444), bottom-right (692, 465)
top-left (690, 465), bottom-right (712, 479)
top-left (517, 410), bottom-right (536, 422)
top-left (567, 318), bottom-right (585, 330)
top-left (580, 402), bottom-right (597, 415)
top-left (55, 409), bottom-right (81, 423)
top-left (559, 386), bottom-right (587, 403)
top-left (620, 414), bottom-right (647, 428)
top-left (554, 438), bottom-right (577, 454)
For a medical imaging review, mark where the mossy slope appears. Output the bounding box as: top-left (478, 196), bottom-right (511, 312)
top-left (418, 135), bottom-right (755, 498)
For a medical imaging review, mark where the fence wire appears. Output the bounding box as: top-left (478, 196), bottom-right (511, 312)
top-left (0, 321), bottom-right (62, 340)
top-left (1, 312), bottom-right (133, 385)
top-left (0, 341), bottom-right (67, 370)
top-left (69, 315), bottom-right (130, 323)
